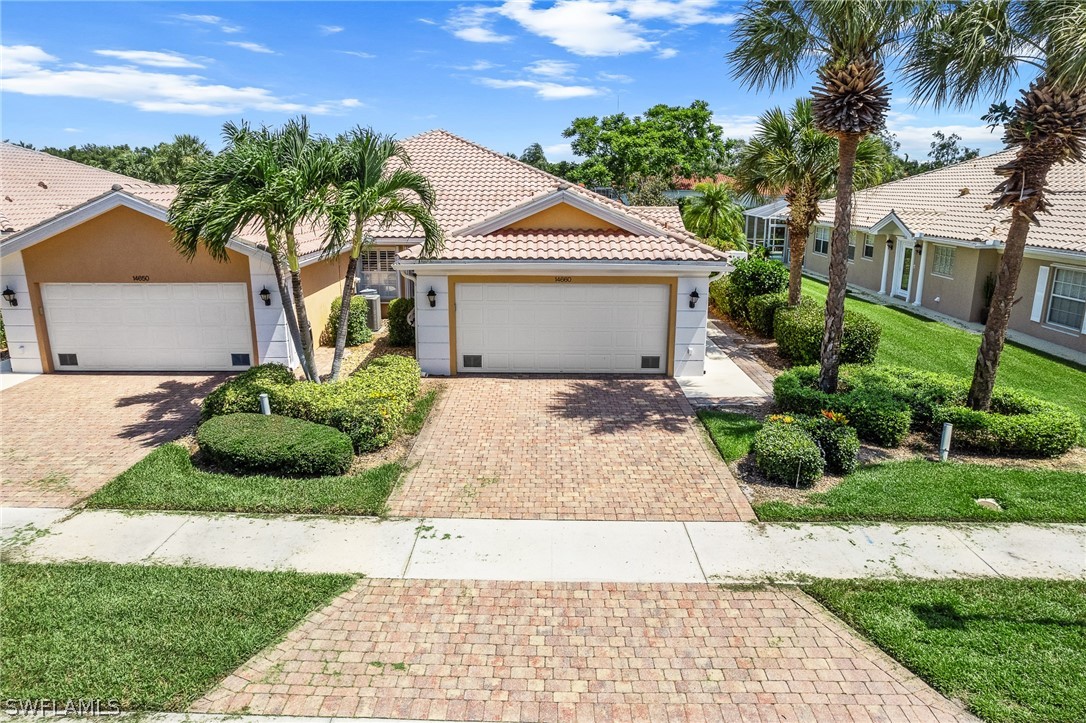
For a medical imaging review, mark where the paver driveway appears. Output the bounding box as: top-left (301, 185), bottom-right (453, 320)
top-left (192, 580), bottom-right (975, 722)
top-left (388, 377), bottom-right (754, 522)
top-left (1, 373), bottom-right (226, 508)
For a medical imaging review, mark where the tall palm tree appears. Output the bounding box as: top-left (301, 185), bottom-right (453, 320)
top-left (905, 0), bottom-right (1086, 411)
top-left (735, 99), bottom-right (888, 305)
top-left (169, 118), bottom-right (330, 381)
top-left (681, 181), bottom-right (747, 250)
top-left (729, 0), bottom-right (916, 392)
top-left (321, 128), bottom-right (443, 380)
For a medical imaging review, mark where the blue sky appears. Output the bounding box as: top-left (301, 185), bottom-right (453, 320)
top-left (3, 1), bottom-right (1011, 163)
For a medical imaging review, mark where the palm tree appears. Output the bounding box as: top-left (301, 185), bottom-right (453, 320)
top-left (681, 181), bottom-right (747, 250)
top-left (729, 0), bottom-right (916, 392)
top-left (735, 99), bottom-right (888, 305)
top-left (169, 118), bottom-right (330, 381)
top-left (321, 128), bottom-right (443, 380)
top-left (904, 0), bottom-right (1086, 411)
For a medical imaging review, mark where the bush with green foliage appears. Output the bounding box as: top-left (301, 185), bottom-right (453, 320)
top-left (746, 292), bottom-right (789, 337)
top-left (801, 413), bottom-right (860, 475)
top-left (709, 258), bottom-right (788, 325)
top-left (196, 413), bottom-right (353, 477)
top-left (774, 303), bottom-right (881, 365)
top-left (201, 355), bottom-right (421, 452)
top-left (323, 295), bottom-right (372, 347)
top-left (752, 421), bottom-right (825, 486)
top-left (933, 390), bottom-right (1081, 458)
top-left (387, 297), bottom-right (415, 346)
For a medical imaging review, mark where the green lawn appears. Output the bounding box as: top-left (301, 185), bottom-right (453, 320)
top-left (755, 460), bottom-right (1086, 522)
top-left (0, 563), bottom-right (353, 711)
top-left (402, 387), bottom-right (440, 436)
top-left (698, 410), bottom-right (763, 462)
top-left (87, 443), bottom-right (400, 515)
top-left (805, 579), bottom-right (1086, 723)
top-left (801, 277), bottom-right (1086, 424)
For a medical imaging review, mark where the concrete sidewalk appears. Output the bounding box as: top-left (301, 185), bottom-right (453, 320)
top-left (4, 507), bottom-right (1083, 582)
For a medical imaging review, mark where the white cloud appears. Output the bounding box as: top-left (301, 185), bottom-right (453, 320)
top-left (93, 49), bottom-right (204, 68)
top-left (656, 47), bottom-right (678, 59)
top-left (886, 122), bottom-right (1001, 157)
top-left (319, 25), bottom-right (344, 35)
top-left (525, 59), bottom-right (577, 78)
top-left (454, 26), bottom-right (513, 43)
top-left (597, 71), bottom-right (633, 82)
top-left (448, 5), bottom-right (513, 43)
top-left (226, 41), bottom-right (276, 54)
top-left (417, 18), bottom-right (438, 25)
top-left (543, 141), bottom-right (574, 159)
top-left (477, 77), bottom-right (602, 100)
top-left (622, 0), bottom-right (738, 25)
top-left (63, 127), bottom-right (81, 133)
top-left (498, 0), bottom-right (654, 56)
top-left (712, 114), bottom-right (762, 139)
top-left (1, 44), bottom-right (360, 116)
top-left (173, 14), bottom-right (242, 33)
top-left (453, 60), bottom-right (499, 71)
top-left (340, 51), bottom-right (377, 59)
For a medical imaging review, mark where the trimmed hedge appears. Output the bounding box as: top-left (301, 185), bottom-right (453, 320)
top-left (752, 422), bottom-right (825, 487)
top-left (201, 355), bottom-right (421, 452)
top-left (324, 295), bottom-right (373, 347)
top-left (773, 364), bottom-right (1082, 456)
top-left (710, 258), bottom-right (788, 326)
top-left (196, 413), bottom-right (353, 477)
top-left (774, 302), bottom-right (881, 365)
top-left (802, 414), bottom-right (860, 475)
top-left (388, 297), bottom-right (415, 346)
top-left (747, 292), bottom-right (789, 338)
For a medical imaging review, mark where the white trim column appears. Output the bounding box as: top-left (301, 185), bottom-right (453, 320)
top-left (0, 251), bottom-right (43, 373)
top-left (248, 254), bottom-right (296, 368)
top-left (912, 240), bottom-right (926, 306)
top-left (879, 238), bottom-right (891, 295)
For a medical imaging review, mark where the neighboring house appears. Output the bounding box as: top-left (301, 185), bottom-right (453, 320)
top-left (670, 174), bottom-right (762, 209)
top-left (743, 151), bottom-right (1086, 356)
top-left (743, 199), bottom-right (790, 261)
top-left (0, 131), bottom-right (728, 377)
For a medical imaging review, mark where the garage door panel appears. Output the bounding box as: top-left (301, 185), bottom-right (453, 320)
top-left (456, 282), bottom-right (669, 374)
top-left (42, 283), bottom-right (253, 372)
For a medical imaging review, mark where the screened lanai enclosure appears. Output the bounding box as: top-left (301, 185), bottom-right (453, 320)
top-left (743, 200), bottom-right (790, 262)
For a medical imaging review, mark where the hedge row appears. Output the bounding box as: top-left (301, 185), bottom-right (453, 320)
top-left (774, 300), bottom-right (881, 366)
top-left (709, 258), bottom-right (789, 329)
top-left (388, 297), bottom-right (415, 346)
top-left (202, 355), bottom-right (421, 452)
top-left (323, 295), bottom-right (373, 347)
top-left (773, 365), bottom-right (1081, 457)
top-left (197, 413), bottom-right (353, 477)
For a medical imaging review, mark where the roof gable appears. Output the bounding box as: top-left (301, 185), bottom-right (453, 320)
top-left (501, 201), bottom-right (623, 232)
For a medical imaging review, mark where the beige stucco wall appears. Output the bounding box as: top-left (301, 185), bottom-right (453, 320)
top-left (920, 244), bottom-right (982, 321)
top-left (505, 203), bottom-right (622, 231)
top-left (801, 228), bottom-right (891, 294)
top-left (20, 206), bottom-right (254, 371)
top-left (1010, 255), bottom-right (1086, 353)
top-left (300, 252), bottom-right (352, 345)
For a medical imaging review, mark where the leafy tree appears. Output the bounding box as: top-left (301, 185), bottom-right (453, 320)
top-left (39, 135), bottom-right (211, 184)
top-left (734, 99), bottom-right (888, 305)
top-left (927, 130), bottom-right (980, 168)
top-left (681, 182), bottom-right (747, 250)
top-left (729, 0), bottom-right (916, 393)
top-left (562, 100), bottom-right (732, 193)
top-left (320, 128), bottom-right (443, 380)
top-left (905, 0), bottom-right (1086, 410)
top-left (518, 142), bottom-right (549, 169)
top-left (626, 174), bottom-right (673, 206)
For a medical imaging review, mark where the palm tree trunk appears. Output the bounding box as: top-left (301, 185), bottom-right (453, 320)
top-left (270, 247), bottom-right (308, 378)
top-left (966, 202), bottom-right (1036, 410)
top-left (786, 215), bottom-right (807, 306)
top-left (818, 133), bottom-right (860, 393)
top-left (328, 253), bottom-right (359, 381)
top-left (289, 266), bottom-right (319, 382)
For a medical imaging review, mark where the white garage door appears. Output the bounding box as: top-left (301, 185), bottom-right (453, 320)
top-left (42, 283), bottom-right (254, 371)
top-left (455, 282), bottom-right (670, 374)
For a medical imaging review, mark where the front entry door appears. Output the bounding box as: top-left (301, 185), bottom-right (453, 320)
top-left (893, 241), bottom-right (913, 299)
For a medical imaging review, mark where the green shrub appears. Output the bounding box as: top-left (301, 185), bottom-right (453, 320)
top-left (801, 414), bottom-right (860, 475)
top-left (774, 303), bottom-right (881, 365)
top-left (201, 355), bottom-right (421, 452)
top-left (729, 257), bottom-right (789, 300)
top-left (196, 413), bottom-right (353, 477)
top-left (747, 292), bottom-right (789, 337)
top-left (752, 422), bottom-right (825, 486)
top-left (387, 297), bottom-right (415, 346)
top-left (933, 390), bottom-right (1081, 458)
top-left (324, 295), bottom-right (372, 347)
top-left (709, 276), bottom-right (748, 322)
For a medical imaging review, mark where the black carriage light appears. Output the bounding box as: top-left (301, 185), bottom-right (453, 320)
top-left (689, 288), bottom-right (700, 309)
top-left (914, 242), bottom-right (923, 256)
top-left (259, 286), bottom-right (272, 306)
top-left (2, 287), bottom-right (17, 307)
top-left (886, 238), bottom-right (894, 250)
top-left (427, 287), bottom-right (437, 308)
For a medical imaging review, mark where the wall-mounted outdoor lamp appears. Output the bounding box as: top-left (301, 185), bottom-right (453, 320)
top-left (886, 239), bottom-right (894, 250)
top-left (2, 287), bottom-right (17, 307)
top-left (259, 287), bottom-right (272, 306)
top-left (914, 242), bottom-right (923, 256)
top-left (689, 289), bottom-right (700, 309)
top-left (427, 287), bottom-right (437, 308)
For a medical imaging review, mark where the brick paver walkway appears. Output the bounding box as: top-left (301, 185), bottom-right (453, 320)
top-left (1, 373), bottom-right (225, 507)
top-left (192, 580), bottom-right (974, 722)
top-left (387, 377), bottom-right (754, 521)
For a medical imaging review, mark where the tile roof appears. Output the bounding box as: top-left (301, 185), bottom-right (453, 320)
top-left (816, 150), bottom-right (1086, 254)
top-left (398, 228), bottom-right (723, 262)
top-left (627, 205), bottom-right (686, 230)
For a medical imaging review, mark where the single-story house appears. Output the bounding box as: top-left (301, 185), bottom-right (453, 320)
top-left (744, 151), bottom-right (1086, 356)
top-left (0, 131), bottom-right (727, 377)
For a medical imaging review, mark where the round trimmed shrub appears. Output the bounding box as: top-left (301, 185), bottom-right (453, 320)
top-left (802, 415), bottom-right (860, 475)
top-left (728, 257), bottom-right (789, 300)
top-left (196, 413), bottom-right (354, 477)
top-left (324, 294), bottom-right (373, 347)
top-left (746, 292), bottom-right (789, 338)
top-left (388, 297), bottom-right (415, 346)
top-left (774, 303), bottom-right (881, 365)
top-left (752, 422), bottom-right (825, 487)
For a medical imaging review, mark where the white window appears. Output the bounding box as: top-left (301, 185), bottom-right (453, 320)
top-left (847, 232), bottom-right (858, 262)
top-left (862, 233), bottom-right (875, 259)
top-left (357, 250), bottom-right (400, 300)
top-left (766, 221), bottom-right (787, 259)
top-left (932, 245), bottom-right (955, 278)
top-left (1047, 267), bottom-right (1086, 331)
top-left (813, 227), bottom-right (830, 255)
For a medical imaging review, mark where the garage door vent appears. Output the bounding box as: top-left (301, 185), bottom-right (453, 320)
top-left (58, 353), bottom-right (78, 366)
top-left (231, 353), bottom-right (251, 367)
top-left (462, 354), bottom-right (483, 368)
top-left (640, 356), bottom-right (661, 369)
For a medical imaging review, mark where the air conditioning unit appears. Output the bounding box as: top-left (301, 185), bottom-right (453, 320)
top-left (358, 288), bottom-right (383, 332)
